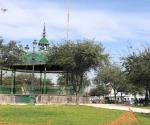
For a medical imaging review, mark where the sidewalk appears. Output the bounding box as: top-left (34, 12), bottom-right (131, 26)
top-left (80, 104), bottom-right (150, 113)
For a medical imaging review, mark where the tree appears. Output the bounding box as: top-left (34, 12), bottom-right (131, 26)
top-left (0, 40), bottom-right (24, 66)
top-left (126, 83), bottom-right (144, 105)
top-left (57, 73), bottom-right (91, 96)
top-left (123, 48), bottom-right (150, 105)
top-left (89, 84), bottom-right (110, 97)
top-left (0, 40), bottom-right (24, 91)
top-left (97, 64), bottom-right (127, 103)
top-left (47, 40), bottom-right (108, 104)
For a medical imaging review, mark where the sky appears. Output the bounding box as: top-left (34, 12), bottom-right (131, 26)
top-left (0, 0), bottom-right (150, 80)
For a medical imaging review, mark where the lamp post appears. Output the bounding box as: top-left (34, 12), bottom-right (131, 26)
top-left (25, 45), bottom-right (29, 52)
top-left (31, 40), bottom-right (37, 92)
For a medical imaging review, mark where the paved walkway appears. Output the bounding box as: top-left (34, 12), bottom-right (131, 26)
top-left (80, 104), bottom-right (150, 113)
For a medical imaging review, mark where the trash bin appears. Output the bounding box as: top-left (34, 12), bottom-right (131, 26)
top-left (23, 95), bottom-right (30, 103)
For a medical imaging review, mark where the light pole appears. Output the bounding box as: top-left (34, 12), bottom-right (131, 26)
top-left (24, 44), bottom-right (29, 63)
top-left (25, 45), bottom-right (29, 52)
top-left (31, 40), bottom-right (37, 93)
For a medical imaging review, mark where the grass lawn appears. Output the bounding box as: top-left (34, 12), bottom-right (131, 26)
top-left (0, 105), bottom-right (149, 125)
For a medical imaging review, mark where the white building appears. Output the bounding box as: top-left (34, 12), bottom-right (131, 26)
top-left (106, 89), bottom-right (145, 104)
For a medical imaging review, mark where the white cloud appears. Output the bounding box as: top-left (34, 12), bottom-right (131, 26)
top-left (1, 0), bottom-right (150, 79)
top-left (0, 0), bottom-right (150, 43)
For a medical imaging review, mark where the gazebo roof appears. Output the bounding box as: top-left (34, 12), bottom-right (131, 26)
top-left (21, 52), bottom-right (47, 64)
top-left (8, 52), bottom-right (66, 73)
top-left (5, 24), bottom-right (67, 73)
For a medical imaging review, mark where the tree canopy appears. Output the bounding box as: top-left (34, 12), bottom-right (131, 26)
top-left (0, 40), bottom-right (24, 66)
top-left (47, 40), bottom-right (108, 73)
top-left (123, 48), bottom-right (150, 105)
top-left (96, 64), bottom-right (127, 102)
top-left (47, 40), bottom-right (108, 104)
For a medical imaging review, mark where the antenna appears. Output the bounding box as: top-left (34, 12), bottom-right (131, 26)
top-left (67, 0), bottom-right (70, 42)
top-left (43, 22), bottom-right (46, 38)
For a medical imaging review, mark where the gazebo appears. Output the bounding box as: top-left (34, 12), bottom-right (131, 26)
top-left (0, 24), bottom-right (89, 104)
top-left (5, 24), bottom-right (68, 95)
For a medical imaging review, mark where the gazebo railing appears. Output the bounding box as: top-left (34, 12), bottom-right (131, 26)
top-left (0, 84), bottom-right (76, 95)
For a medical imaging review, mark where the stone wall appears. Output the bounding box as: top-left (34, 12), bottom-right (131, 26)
top-left (36, 95), bottom-right (90, 104)
top-left (0, 95), bottom-right (16, 104)
top-left (0, 95), bottom-right (90, 104)
top-left (36, 95), bottom-right (89, 104)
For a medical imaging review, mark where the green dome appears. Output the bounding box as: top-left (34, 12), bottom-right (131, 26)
top-left (39, 37), bottom-right (49, 45)
top-left (21, 52), bottom-right (48, 64)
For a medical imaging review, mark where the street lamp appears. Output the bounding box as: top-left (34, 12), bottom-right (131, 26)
top-left (33, 40), bottom-right (37, 48)
top-left (31, 40), bottom-right (37, 92)
top-left (25, 45), bottom-right (29, 51)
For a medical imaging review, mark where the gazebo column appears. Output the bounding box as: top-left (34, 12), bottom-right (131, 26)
top-left (66, 72), bottom-right (69, 85)
top-left (66, 72), bottom-right (69, 95)
top-left (43, 66), bottom-right (47, 94)
top-left (11, 70), bottom-right (16, 94)
top-left (14, 71), bottom-right (16, 94)
top-left (40, 71), bottom-right (42, 93)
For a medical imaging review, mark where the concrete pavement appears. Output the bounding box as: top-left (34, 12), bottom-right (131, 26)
top-left (80, 104), bottom-right (150, 113)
